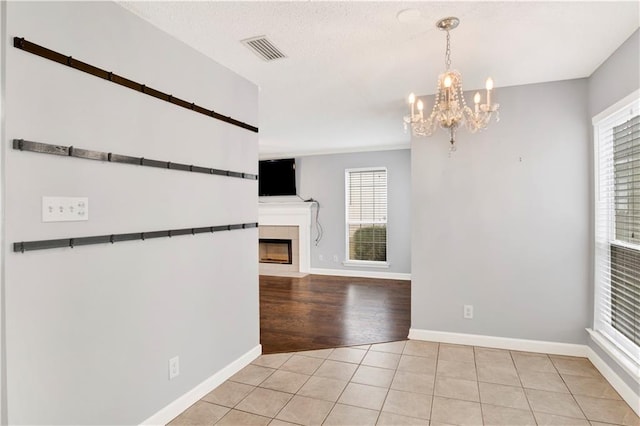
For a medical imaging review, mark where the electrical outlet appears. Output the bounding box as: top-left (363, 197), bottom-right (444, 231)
top-left (42, 196), bottom-right (88, 222)
top-left (463, 305), bottom-right (473, 319)
top-left (169, 356), bottom-right (179, 380)
top-left (333, 254), bottom-right (339, 262)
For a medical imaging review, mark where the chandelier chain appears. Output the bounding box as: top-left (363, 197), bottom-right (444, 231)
top-left (445, 30), bottom-right (451, 70)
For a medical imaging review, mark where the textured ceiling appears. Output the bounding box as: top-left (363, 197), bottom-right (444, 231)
top-left (119, 1), bottom-right (639, 158)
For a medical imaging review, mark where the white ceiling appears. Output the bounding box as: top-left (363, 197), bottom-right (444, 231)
top-left (119, 1), bottom-right (639, 158)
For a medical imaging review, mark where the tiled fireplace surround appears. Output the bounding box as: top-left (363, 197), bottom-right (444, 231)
top-left (258, 202), bottom-right (313, 277)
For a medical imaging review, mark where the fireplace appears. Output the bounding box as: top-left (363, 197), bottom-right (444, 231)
top-left (259, 239), bottom-right (293, 265)
top-left (258, 202), bottom-right (312, 277)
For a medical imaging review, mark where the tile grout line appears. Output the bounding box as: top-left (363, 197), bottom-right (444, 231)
top-left (280, 351), bottom-right (336, 425)
top-left (371, 340), bottom-right (407, 425)
top-left (428, 342), bottom-right (441, 425)
top-left (508, 349), bottom-right (538, 423)
top-left (549, 355), bottom-right (591, 422)
top-left (228, 352), bottom-right (303, 425)
top-left (320, 345), bottom-right (369, 425)
top-left (472, 346), bottom-right (486, 425)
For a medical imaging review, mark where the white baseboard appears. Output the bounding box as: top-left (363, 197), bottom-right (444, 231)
top-left (309, 267), bottom-right (411, 281)
top-left (408, 329), bottom-right (587, 357)
top-left (586, 345), bottom-right (640, 416)
top-left (140, 344), bottom-right (262, 425)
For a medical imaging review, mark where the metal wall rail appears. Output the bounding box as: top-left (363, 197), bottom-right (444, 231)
top-left (13, 37), bottom-right (259, 133)
top-left (13, 139), bottom-right (258, 180)
top-left (13, 222), bottom-right (258, 253)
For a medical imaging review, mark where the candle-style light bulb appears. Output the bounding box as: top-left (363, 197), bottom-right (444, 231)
top-left (444, 75), bottom-right (452, 88)
top-left (474, 92), bottom-right (481, 113)
top-left (417, 99), bottom-right (424, 119)
top-left (408, 92), bottom-right (416, 117)
top-left (485, 78), bottom-right (494, 91)
top-left (485, 77), bottom-right (493, 106)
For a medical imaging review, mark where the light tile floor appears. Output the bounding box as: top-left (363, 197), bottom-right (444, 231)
top-left (169, 340), bottom-right (640, 425)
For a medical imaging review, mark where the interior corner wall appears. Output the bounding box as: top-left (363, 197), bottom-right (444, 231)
top-left (587, 28), bottom-right (640, 394)
top-left (0, 1), bottom-right (7, 424)
top-left (296, 149), bottom-right (411, 275)
top-left (411, 78), bottom-right (590, 344)
top-left (3, 2), bottom-right (258, 424)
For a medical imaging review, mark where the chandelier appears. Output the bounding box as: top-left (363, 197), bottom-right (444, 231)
top-left (404, 17), bottom-right (499, 150)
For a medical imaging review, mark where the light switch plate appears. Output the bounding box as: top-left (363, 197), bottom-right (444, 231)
top-left (42, 196), bottom-right (89, 222)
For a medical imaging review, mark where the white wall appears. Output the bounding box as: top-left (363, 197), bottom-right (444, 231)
top-left (296, 149), bottom-right (411, 276)
top-left (587, 28), bottom-right (640, 394)
top-left (411, 78), bottom-right (590, 344)
top-left (2, 2), bottom-right (258, 424)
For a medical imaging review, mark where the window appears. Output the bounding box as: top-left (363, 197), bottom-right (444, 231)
top-left (345, 168), bottom-right (387, 264)
top-left (594, 90), bottom-right (640, 366)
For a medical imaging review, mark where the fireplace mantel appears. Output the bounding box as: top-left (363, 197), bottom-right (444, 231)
top-left (258, 201), bottom-right (313, 274)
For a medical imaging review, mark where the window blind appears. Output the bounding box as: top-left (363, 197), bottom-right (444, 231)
top-left (346, 168), bottom-right (387, 262)
top-left (595, 97), bottom-right (640, 362)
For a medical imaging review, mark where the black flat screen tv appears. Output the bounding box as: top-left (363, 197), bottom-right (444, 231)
top-left (259, 158), bottom-right (297, 196)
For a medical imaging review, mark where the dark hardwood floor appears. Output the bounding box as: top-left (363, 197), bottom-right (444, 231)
top-left (260, 274), bottom-right (411, 354)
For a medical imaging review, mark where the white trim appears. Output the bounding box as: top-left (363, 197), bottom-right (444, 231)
top-left (309, 267), bottom-right (410, 281)
top-left (408, 329), bottom-right (587, 357)
top-left (259, 143), bottom-right (410, 161)
top-left (587, 328), bottom-right (640, 382)
top-left (592, 88), bottom-right (640, 124)
top-left (592, 91), bottom-right (640, 366)
top-left (587, 344), bottom-right (640, 416)
top-left (342, 260), bottom-right (390, 269)
top-left (140, 345), bottom-right (262, 426)
top-left (345, 167), bottom-right (388, 264)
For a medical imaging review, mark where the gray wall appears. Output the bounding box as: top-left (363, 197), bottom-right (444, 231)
top-left (587, 29), bottom-right (639, 394)
top-left (296, 149), bottom-right (411, 274)
top-left (411, 78), bottom-right (590, 344)
top-left (2, 2), bottom-right (258, 424)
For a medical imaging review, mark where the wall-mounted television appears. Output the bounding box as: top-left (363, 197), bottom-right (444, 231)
top-left (259, 158), bottom-right (297, 196)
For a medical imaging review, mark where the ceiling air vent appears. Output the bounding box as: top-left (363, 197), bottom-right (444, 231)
top-left (242, 36), bottom-right (287, 62)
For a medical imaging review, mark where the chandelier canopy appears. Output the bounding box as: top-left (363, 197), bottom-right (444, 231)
top-left (404, 17), bottom-right (499, 150)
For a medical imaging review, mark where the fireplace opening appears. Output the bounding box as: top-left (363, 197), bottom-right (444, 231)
top-left (259, 239), bottom-right (293, 265)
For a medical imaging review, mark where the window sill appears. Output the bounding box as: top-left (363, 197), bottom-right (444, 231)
top-left (587, 328), bottom-right (640, 382)
top-left (342, 260), bottom-right (390, 269)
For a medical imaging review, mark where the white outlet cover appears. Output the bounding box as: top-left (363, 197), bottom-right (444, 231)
top-left (463, 305), bottom-right (474, 319)
top-left (169, 356), bottom-right (179, 380)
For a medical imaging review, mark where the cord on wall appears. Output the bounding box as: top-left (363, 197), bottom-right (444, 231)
top-left (297, 195), bottom-right (324, 246)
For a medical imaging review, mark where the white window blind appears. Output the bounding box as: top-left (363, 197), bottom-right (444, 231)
top-left (345, 168), bottom-right (387, 262)
top-left (594, 94), bottom-right (640, 364)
